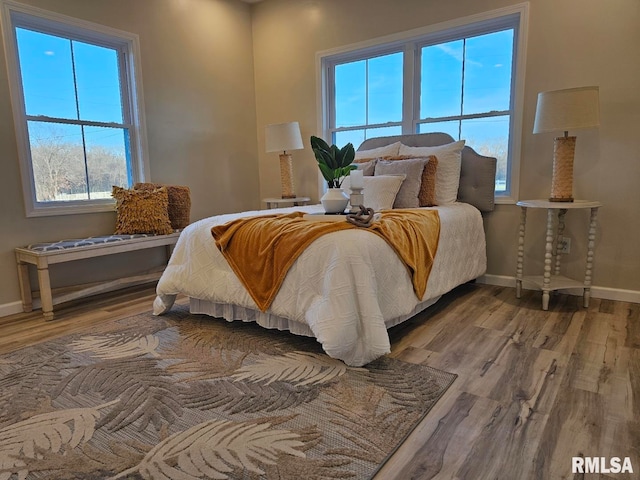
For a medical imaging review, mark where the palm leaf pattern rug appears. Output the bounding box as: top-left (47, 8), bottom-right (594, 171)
top-left (0, 305), bottom-right (455, 479)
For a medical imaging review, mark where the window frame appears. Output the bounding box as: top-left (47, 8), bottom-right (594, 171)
top-left (0, 0), bottom-right (150, 217)
top-left (317, 3), bottom-right (529, 203)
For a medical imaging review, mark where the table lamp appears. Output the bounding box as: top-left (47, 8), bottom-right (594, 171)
top-left (265, 122), bottom-right (304, 199)
top-left (533, 86), bottom-right (600, 202)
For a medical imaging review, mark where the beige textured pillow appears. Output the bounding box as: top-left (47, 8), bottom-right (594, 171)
top-left (134, 182), bottom-right (191, 229)
top-left (381, 155), bottom-right (438, 207)
top-left (342, 174), bottom-right (405, 212)
top-left (112, 186), bottom-right (174, 235)
top-left (374, 158), bottom-right (427, 208)
top-left (398, 140), bottom-right (464, 204)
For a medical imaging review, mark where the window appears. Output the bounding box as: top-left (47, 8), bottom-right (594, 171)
top-left (321, 5), bottom-right (528, 201)
top-left (0, 1), bottom-right (149, 216)
top-left (332, 50), bottom-right (404, 147)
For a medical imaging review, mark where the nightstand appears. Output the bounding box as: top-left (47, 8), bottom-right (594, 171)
top-left (516, 199), bottom-right (602, 310)
top-left (263, 196), bottom-right (311, 209)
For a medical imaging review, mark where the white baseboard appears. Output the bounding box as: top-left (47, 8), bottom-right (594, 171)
top-left (479, 274), bottom-right (640, 304)
top-left (0, 301), bottom-right (25, 318)
top-left (1, 276), bottom-right (638, 318)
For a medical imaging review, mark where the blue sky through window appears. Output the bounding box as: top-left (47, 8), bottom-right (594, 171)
top-left (421, 40), bottom-right (463, 119)
top-left (335, 52), bottom-right (403, 129)
top-left (332, 29), bottom-right (514, 190)
top-left (462, 30), bottom-right (513, 115)
top-left (17, 27), bottom-right (125, 149)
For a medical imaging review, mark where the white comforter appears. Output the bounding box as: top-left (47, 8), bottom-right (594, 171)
top-left (154, 203), bottom-right (486, 366)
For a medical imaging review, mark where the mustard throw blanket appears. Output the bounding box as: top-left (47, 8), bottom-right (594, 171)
top-left (211, 210), bottom-right (440, 312)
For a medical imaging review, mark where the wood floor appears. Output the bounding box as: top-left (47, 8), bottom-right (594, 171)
top-left (1, 283), bottom-right (638, 479)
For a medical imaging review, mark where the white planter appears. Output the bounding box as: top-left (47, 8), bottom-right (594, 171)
top-left (321, 187), bottom-right (349, 214)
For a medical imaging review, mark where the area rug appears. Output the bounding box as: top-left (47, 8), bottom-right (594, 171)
top-left (0, 306), bottom-right (456, 480)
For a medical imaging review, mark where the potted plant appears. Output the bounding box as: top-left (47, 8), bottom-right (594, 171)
top-left (310, 136), bottom-right (356, 213)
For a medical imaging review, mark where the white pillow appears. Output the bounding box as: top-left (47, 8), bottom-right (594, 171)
top-left (342, 174), bottom-right (405, 212)
top-left (398, 140), bottom-right (465, 204)
top-left (354, 141), bottom-right (401, 161)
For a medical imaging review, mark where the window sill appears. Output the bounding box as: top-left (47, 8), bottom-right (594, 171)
top-left (26, 200), bottom-right (116, 218)
top-left (494, 194), bottom-right (517, 206)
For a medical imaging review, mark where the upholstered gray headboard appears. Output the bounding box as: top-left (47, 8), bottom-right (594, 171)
top-left (358, 132), bottom-right (497, 212)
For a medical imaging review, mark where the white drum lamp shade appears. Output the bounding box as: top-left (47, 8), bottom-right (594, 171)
top-left (533, 86), bottom-right (600, 202)
top-left (265, 122), bottom-right (304, 199)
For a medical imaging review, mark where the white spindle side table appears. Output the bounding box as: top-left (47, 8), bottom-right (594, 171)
top-left (516, 199), bottom-right (602, 310)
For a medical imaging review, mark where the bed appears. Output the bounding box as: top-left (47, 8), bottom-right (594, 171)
top-left (154, 133), bottom-right (496, 366)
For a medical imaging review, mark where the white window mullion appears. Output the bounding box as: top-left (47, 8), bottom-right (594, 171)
top-left (333, 120), bottom-right (403, 134)
top-left (402, 42), bottom-right (416, 135)
top-left (25, 116), bottom-right (131, 130)
top-left (325, 62), bottom-right (337, 142)
top-left (364, 59), bottom-right (369, 130)
top-left (419, 110), bottom-right (511, 125)
top-left (459, 39), bottom-right (466, 139)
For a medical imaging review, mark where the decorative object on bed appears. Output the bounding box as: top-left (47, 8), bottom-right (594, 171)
top-left (348, 169), bottom-right (364, 213)
top-left (320, 187), bottom-right (349, 214)
top-left (265, 121), bottom-right (304, 199)
top-left (134, 182), bottom-right (191, 229)
top-left (111, 185), bottom-right (174, 235)
top-left (398, 139), bottom-right (465, 205)
top-left (0, 305), bottom-right (456, 479)
top-left (533, 86), bottom-right (600, 202)
top-left (374, 157), bottom-right (428, 208)
top-left (310, 136), bottom-right (356, 213)
top-left (341, 174), bottom-right (405, 212)
top-left (346, 205), bottom-right (376, 227)
top-left (154, 132), bottom-right (496, 366)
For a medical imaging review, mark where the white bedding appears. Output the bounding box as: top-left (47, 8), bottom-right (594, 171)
top-left (154, 203), bottom-right (486, 366)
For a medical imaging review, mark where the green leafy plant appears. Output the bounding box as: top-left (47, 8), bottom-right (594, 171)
top-left (310, 136), bottom-right (356, 188)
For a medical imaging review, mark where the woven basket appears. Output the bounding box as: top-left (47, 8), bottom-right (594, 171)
top-left (134, 183), bottom-right (191, 229)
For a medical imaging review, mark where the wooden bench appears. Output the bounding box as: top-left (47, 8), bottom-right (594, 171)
top-left (15, 232), bottom-right (181, 320)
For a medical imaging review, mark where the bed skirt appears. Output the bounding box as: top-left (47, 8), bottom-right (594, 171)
top-left (189, 294), bottom-right (442, 338)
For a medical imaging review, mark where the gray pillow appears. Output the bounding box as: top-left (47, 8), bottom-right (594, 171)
top-left (355, 158), bottom-right (377, 175)
top-left (374, 158), bottom-right (427, 208)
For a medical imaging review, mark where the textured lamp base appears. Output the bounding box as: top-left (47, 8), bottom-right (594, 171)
top-left (549, 136), bottom-right (576, 202)
top-left (279, 153), bottom-right (296, 199)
